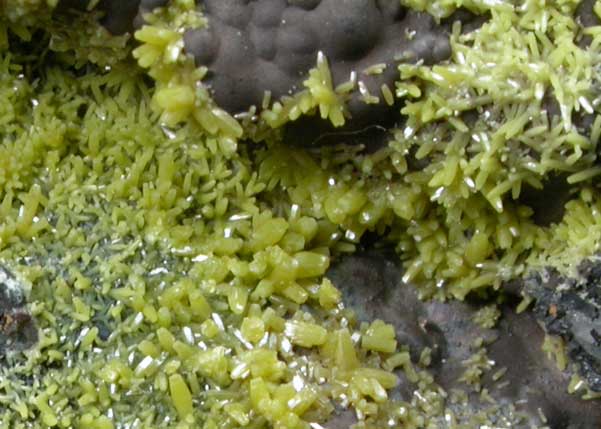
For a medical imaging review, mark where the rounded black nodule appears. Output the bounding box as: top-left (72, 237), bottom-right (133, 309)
top-left (184, 0), bottom-right (483, 124)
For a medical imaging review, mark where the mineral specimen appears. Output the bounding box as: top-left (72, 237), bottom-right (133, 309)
top-left (1, 1), bottom-right (601, 428)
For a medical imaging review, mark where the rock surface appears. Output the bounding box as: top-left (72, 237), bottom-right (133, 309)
top-left (185, 0), bottom-right (476, 121)
top-left (327, 251), bottom-right (601, 428)
top-left (526, 261), bottom-right (601, 393)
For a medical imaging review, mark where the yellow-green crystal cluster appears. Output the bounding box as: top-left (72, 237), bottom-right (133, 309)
top-left (132, 0), bottom-right (601, 298)
top-left (0, 54), bottom-right (421, 428)
top-left (2, 0), bottom-right (601, 428)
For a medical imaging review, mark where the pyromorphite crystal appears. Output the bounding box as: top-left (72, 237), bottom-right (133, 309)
top-left (361, 320), bottom-right (398, 354)
top-left (317, 277), bottom-right (341, 309)
top-left (321, 328), bottom-right (359, 372)
top-left (169, 374), bottom-right (194, 419)
top-left (284, 320), bottom-right (328, 348)
top-left (293, 251), bottom-right (330, 278)
top-left (240, 316), bottom-right (265, 343)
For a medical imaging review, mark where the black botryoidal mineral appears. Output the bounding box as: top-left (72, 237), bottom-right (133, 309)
top-left (60, 0), bottom-right (483, 131)
top-left (56, 0), bottom-right (487, 148)
top-left (186, 0), bottom-right (486, 150)
top-left (188, 1), bottom-right (439, 115)
top-left (0, 266), bottom-right (37, 355)
top-left (185, 0), bottom-right (481, 121)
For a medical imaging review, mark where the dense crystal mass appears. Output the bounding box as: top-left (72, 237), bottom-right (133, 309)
top-left (1, 1), bottom-right (601, 428)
